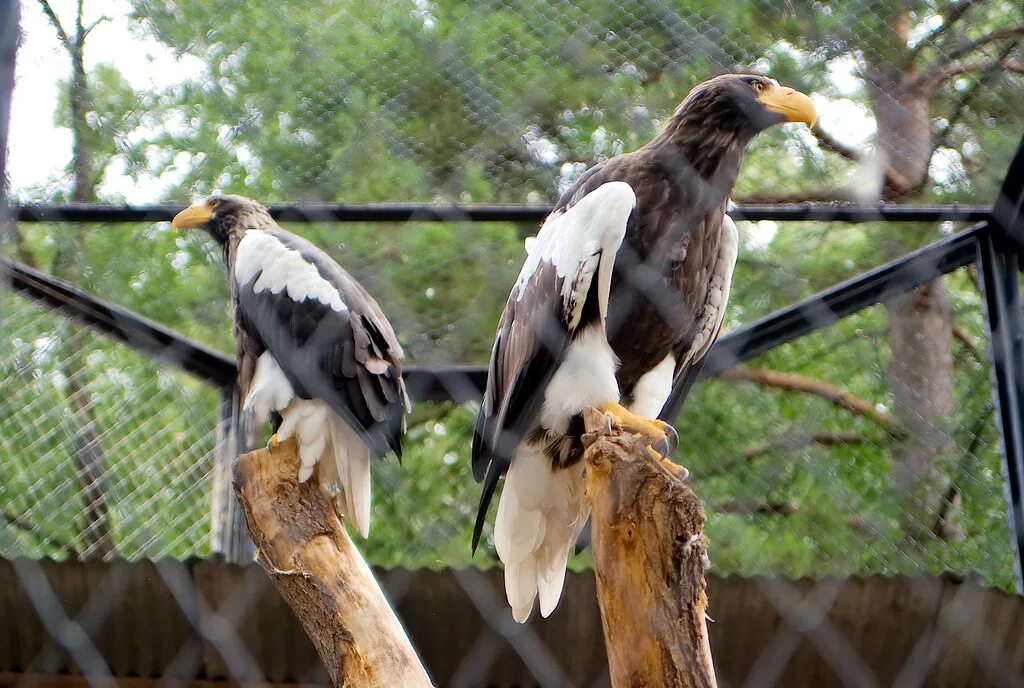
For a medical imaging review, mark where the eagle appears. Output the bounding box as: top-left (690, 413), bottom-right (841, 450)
top-left (471, 74), bottom-right (816, 622)
top-left (172, 194), bottom-right (410, 538)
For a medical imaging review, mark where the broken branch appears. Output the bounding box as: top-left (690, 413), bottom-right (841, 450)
top-left (582, 408), bottom-right (717, 688)
top-left (233, 439), bottom-right (433, 688)
top-left (918, 25), bottom-right (1024, 87)
top-left (699, 430), bottom-right (868, 480)
top-left (719, 365), bottom-right (898, 430)
top-left (37, 0), bottom-right (71, 50)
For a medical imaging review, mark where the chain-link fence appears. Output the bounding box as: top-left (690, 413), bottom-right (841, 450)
top-left (5, 0), bottom-right (1024, 685)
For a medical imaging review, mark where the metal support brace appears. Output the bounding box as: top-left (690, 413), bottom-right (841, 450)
top-left (980, 133), bottom-right (1024, 592)
top-left (213, 386), bottom-right (254, 564)
top-left (0, 1), bottom-right (19, 237)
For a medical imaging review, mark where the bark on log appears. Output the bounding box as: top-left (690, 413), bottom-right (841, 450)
top-left (233, 439), bottom-right (433, 688)
top-left (582, 408), bottom-right (717, 688)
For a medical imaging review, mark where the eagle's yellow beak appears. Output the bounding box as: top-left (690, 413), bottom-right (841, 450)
top-left (759, 84), bottom-right (817, 127)
top-left (171, 201), bottom-right (214, 230)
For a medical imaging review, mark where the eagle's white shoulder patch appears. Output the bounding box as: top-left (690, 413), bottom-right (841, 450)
top-left (234, 230), bottom-right (347, 312)
top-left (513, 182), bottom-right (635, 324)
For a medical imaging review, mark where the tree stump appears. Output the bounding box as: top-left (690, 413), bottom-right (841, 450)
top-left (233, 439), bottom-right (433, 688)
top-left (583, 408), bottom-right (717, 688)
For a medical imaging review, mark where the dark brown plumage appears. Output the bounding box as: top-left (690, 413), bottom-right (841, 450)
top-left (172, 194), bottom-right (409, 537)
top-left (471, 73), bottom-right (816, 622)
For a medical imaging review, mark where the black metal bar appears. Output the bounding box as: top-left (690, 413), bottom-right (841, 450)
top-left (2, 258), bottom-right (237, 386)
top-left (2, 256), bottom-right (487, 400)
top-left (727, 204), bottom-right (990, 224)
top-left (977, 230), bottom-right (1024, 593)
top-left (4, 222), bottom-right (986, 411)
top-left (660, 223), bottom-right (986, 419)
top-left (12, 202), bottom-right (993, 225)
top-left (212, 386), bottom-right (254, 563)
top-left (0, 1), bottom-right (19, 228)
top-left (991, 133), bottom-right (1024, 253)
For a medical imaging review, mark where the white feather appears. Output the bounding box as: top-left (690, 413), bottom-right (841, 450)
top-left (495, 443), bottom-right (589, 623)
top-left (512, 182), bottom-right (634, 317)
top-left (506, 556), bottom-right (538, 623)
top-left (629, 353), bottom-right (676, 418)
top-left (234, 230), bottom-right (347, 312)
top-left (539, 325), bottom-right (619, 434)
top-left (265, 398), bottom-right (373, 537)
top-left (242, 352), bottom-right (295, 424)
top-left (326, 413), bottom-right (372, 539)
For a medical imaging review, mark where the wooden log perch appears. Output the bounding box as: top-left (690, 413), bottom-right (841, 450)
top-left (582, 408), bottom-right (717, 688)
top-left (233, 439), bottom-right (433, 688)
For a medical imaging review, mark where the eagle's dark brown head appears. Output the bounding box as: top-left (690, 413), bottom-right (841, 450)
top-left (171, 193), bottom-right (276, 246)
top-left (651, 73), bottom-right (816, 184)
top-left (674, 73), bottom-right (816, 134)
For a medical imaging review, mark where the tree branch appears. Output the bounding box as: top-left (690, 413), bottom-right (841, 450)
top-left (918, 25), bottom-right (1024, 87)
top-left (37, 0), bottom-right (71, 50)
top-left (740, 430), bottom-right (868, 462)
top-left (811, 126), bottom-right (863, 163)
top-left (909, 0), bottom-right (981, 60)
top-left (699, 430), bottom-right (868, 480)
top-left (75, 0), bottom-right (84, 44)
top-left (81, 15), bottom-right (111, 39)
top-left (718, 365), bottom-right (898, 429)
top-left (931, 404), bottom-right (992, 541)
top-left (926, 56), bottom-right (1024, 88)
top-left (65, 363), bottom-right (114, 560)
top-left (234, 439), bottom-right (433, 687)
top-left (806, 127), bottom-right (911, 198)
top-left (930, 39), bottom-right (1021, 165)
top-left (952, 322), bottom-right (980, 359)
top-left (1, 507), bottom-right (79, 557)
top-left (732, 189), bottom-right (852, 204)
top-left (715, 501), bottom-right (797, 516)
top-left (582, 408), bottom-right (717, 688)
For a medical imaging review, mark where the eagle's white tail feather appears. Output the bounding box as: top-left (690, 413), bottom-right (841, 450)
top-left (536, 520), bottom-right (576, 617)
top-left (494, 477), bottom-right (545, 564)
top-left (495, 443), bottom-right (589, 623)
top-left (325, 412), bottom-right (372, 539)
top-left (506, 557), bottom-right (538, 623)
top-left (278, 399), bottom-right (372, 538)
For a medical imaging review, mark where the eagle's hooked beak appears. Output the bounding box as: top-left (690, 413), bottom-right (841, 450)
top-left (759, 84), bottom-right (817, 127)
top-left (171, 201), bottom-right (214, 230)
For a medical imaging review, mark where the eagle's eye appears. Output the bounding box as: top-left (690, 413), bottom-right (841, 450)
top-left (752, 80), bottom-right (766, 94)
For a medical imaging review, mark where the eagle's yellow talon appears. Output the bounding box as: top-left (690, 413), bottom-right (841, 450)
top-left (267, 433), bottom-right (280, 451)
top-left (661, 457), bottom-right (690, 482)
top-left (642, 447), bottom-right (690, 481)
top-left (598, 402), bottom-right (677, 457)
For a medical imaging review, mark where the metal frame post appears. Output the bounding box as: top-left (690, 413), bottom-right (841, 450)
top-left (0, 1), bottom-right (20, 241)
top-left (212, 385), bottom-right (254, 563)
top-left (978, 230), bottom-right (1024, 592)
top-left (979, 134), bottom-right (1024, 592)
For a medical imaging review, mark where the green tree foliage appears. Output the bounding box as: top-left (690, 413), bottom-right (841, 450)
top-left (4, 0), bottom-right (1022, 589)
